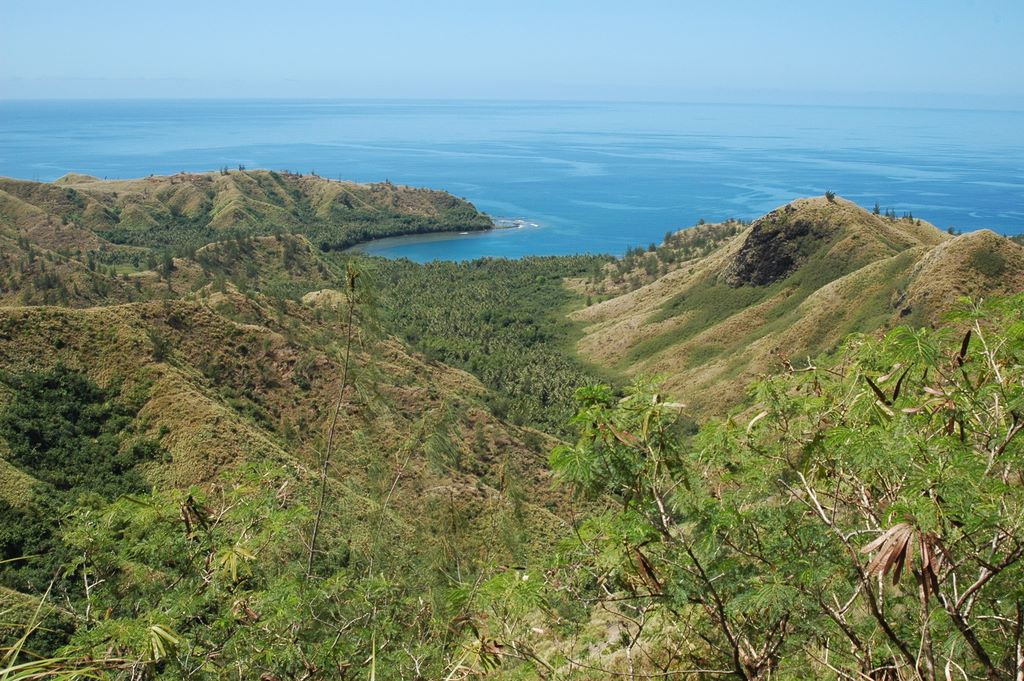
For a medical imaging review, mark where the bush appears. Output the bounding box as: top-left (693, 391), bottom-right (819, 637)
top-left (0, 366), bottom-right (155, 496)
top-left (970, 247), bottom-right (1006, 277)
top-left (543, 295), bottom-right (1024, 678)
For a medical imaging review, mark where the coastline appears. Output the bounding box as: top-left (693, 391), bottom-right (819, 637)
top-left (346, 217), bottom-right (541, 258)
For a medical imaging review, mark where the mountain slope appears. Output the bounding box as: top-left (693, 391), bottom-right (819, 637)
top-left (0, 229), bottom-right (577, 669)
top-left (0, 243), bottom-right (566, 540)
top-left (0, 170), bottom-right (491, 254)
top-left (3, 173), bottom-right (1021, 676)
top-left (573, 196), bottom-right (1024, 415)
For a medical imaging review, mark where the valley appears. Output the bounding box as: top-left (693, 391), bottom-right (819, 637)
top-left (1, 172), bottom-right (1022, 679)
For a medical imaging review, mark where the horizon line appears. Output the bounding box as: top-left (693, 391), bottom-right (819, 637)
top-left (2, 94), bottom-right (1023, 115)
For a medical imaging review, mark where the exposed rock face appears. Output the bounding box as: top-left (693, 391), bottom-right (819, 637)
top-left (722, 205), bottom-right (833, 287)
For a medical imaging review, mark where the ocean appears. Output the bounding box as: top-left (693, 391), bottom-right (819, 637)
top-left (1, 99), bottom-right (1022, 261)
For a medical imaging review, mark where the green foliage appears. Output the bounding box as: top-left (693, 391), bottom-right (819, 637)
top-left (0, 496), bottom-right (68, 597)
top-left (54, 464), bottom-right (356, 677)
top-left (969, 246), bottom-right (1007, 277)
top-left (0, 367), bottom-right (165, 655)
top-left (369, 255), bottom-right (614, 432)
top-left (537, 295), bottom-right (1024, 678)
top-left (146, 327), bottom-right (172, 362)
top-left (0, 366), bottom-right (154, 497)
top-left (6, 463), bottom-right (523, 680)
top-left (0, 300), bottom-right (554, 676)
top-left (158, 252), bottom-right (174, 280)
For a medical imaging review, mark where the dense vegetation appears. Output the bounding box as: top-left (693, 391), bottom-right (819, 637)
top-left (18, 464), bottom-right (468, 679)
top-left (368, 255), bottom-right (615, 433)
top-left (524, 295), bottom-right (1023, 678)
top-left (579, 219), bottom-right (746, 299)
top-left (0, 366), bottom-right (158, 498)
top-left (0, 236), bottom-right (575, 679)
top-left (0, 366), bottom-right (163, 652)
top-left (2, 174), bottom-right (1023, 679)
top-left (5, 295), bottom-right (1021, 679)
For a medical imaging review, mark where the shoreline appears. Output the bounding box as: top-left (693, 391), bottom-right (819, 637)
top-left (345, 217), bottom-right (541, 256)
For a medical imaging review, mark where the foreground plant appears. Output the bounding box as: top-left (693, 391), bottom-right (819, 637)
top-left (541, 295), bottom-right (1024, 680)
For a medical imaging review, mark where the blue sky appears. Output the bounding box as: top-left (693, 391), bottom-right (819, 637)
top-left (1, 0), bottom-right (1021, 106)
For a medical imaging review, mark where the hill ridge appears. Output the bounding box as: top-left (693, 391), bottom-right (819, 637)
top-left (573, 195), bottom-right (1024, 415)
top-left (0, 169), bottom-right (493, 255)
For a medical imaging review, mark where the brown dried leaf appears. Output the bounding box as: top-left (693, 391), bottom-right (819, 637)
top-left (605, 424), bottom-right (640, 448)
top-left (863, 523), bottom-right (915, 582)
top-left (878, 363), bottom-right (904, 383)
top-left (861, 523), bottom-right (909, 555)
top-left (889, 533), bottom-right (911, 584)
top-left (865, 376), bottom-right (891, 406)
top-left (891, 366), bottom-right (912, 402)
top-left (957, 329), bottom-right (971, 367)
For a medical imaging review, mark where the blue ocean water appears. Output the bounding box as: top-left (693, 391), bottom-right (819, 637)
top-left (1, 99), bottom-right (1022, 261)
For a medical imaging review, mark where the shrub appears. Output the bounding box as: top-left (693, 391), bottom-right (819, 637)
top-left (545, 295), bottom-right (1024, 678)
top-left (0, 366), bottom-right (155, 496)
top-left (970, 247), bottom-right (1006, 277)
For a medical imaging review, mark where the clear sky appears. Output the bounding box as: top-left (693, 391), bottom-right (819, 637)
top-left (1, 0), bottom-right (1021, 106)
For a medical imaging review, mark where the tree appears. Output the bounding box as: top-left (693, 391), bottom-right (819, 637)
top-left (51, 464), bottom-right (368, 678)
top-left (158, 252), bottom-right (174, 280)
top-left (545, 295), bottom-right (1024, 679)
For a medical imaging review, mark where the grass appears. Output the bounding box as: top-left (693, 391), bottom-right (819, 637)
top-left (576, 196), bottom-right (1023, 418)
top-left (969, 246), bottom-right (1007, 277)
top-left (0, 171), bottom-right (493, 258)
top-left (0, 456), bottom-right (35, 507)
top-left (627, 280), bottom-right (774, 364)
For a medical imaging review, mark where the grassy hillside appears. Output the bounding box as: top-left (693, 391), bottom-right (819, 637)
top-left (0, 223), bottom-right (574, 674)
top-left (0, 170), bottom-right (491, 257)
top-left (570, 220), bottom-right (747, 300)
top-left (0, 170), bottom-right (495, 314)
top-left (573, 195), bottom-right (1024, 415)
top-left (0, 228), bottom-right (568, 505)
top-left (2, 172), bottom-right (1021, 678)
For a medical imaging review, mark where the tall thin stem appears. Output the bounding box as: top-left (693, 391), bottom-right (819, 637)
top-left (307, 265), bottom-right (358, 578)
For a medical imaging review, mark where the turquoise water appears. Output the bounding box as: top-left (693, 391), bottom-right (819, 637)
top-left (1, 99), bottom-right (1022, 260)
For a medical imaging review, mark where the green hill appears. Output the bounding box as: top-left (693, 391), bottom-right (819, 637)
top-left (0, 170), bottom-right (491, 255)
top-left (1, 176), bottom-right (1022, 679)
top-left (572, 196), bottom-right (1024, 415)
top-left (0, 170), bottom-right (492, 309)
top-left (0, 177), bottom-right (562, 676)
